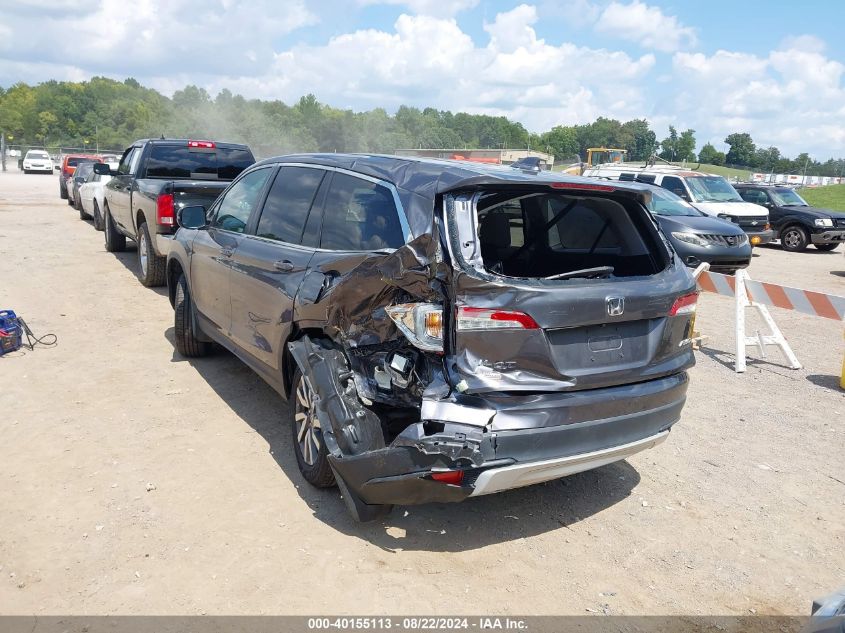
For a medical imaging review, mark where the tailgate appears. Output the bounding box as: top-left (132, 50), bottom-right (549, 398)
top-left (171, 180), bottom-right (229, 210)
top-left (445, 186), bottom-right (697, 393)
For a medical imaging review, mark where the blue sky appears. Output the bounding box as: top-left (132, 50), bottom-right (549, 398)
top-left (2, 0), bottom-right (844, 158)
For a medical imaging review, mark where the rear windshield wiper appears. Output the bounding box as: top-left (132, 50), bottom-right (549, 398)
top-left (545, 266), bottom-right (614, 281)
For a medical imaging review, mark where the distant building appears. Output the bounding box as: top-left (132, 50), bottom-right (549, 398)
top-left (395, 148), bottom-right (554, 169)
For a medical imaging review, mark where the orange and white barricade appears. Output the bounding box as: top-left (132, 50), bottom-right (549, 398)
top-left (695, 266), bottom-right (845, 376)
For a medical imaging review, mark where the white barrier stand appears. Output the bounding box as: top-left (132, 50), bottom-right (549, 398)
top-left (734, 269), bottom-right (801, 373)
top-left (690, 263), bottom-right (710, 349)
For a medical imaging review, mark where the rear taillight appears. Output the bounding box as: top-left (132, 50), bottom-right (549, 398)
top-left (669, 292), bottom-right (698, 316)
top-left (386, 304), bottom-right (539, 352)
top-left (156, 193), bottom-right (175, 226)
top-left (188, 140), bottom-right (215, 149)
top-left (430, 470), bottom-right (464, 485)
top-left (457, 307), bottom-right (540, 330)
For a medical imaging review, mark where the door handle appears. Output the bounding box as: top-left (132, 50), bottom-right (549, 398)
top-left (220, 247), bottom-right (234, 257)
top-left (273, 260), bottom-right (294, 272)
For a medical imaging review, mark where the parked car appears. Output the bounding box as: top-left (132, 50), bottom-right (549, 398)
top-left (22, 149), bottom-right (54, 174)
top-left (98, 138), bottom-right (255, 287)
top-left (68, 162), bottom-right (96, 208)
top-left (734, 184), bottom-right (845, 252)
top-left (58, 154), bottom-right (101, 200)
top-left (166, 155), bottom-right (697, 521)
top-left (643, 184), bottom-right (751, 274)
top-left (595, 168), bottom-right (775, 246)
top-left (77, 169), bottom-right (112, 229)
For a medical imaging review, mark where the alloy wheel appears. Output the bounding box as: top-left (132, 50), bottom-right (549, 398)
top-left (294, 375), bottom-right (323, 466)
top-left (139, 230), bottom-right (149, 276)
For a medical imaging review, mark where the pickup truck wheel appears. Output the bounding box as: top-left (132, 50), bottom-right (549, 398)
top-left (137, 222), bottom-right (166, 287)
top-left (815, 243), bottom-right (839, 251)
top-left (781, 225), bottom-right (809, 252)
top-left (103, 204), bottom-right (126, 252)
top-left (174, 274), bottom-right (210, 358)
top-left (290, 368), bottom-right (336, 489)
top-left (92, 201), bottom-right (104, 231)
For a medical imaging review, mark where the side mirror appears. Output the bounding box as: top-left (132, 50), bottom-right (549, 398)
top-left (92, 162), bottom-right (112, 176)
top-left (177, 205), bottom-right (207, 229)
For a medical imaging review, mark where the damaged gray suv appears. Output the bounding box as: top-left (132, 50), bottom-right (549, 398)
top-left (166, 154), bottom-right (697, 521)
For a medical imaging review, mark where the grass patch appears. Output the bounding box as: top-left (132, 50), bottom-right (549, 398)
top-left (797, 184), bottom-right (845, 211)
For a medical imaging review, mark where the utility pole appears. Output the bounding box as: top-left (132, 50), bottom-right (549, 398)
top-left (801, 155), bottom-right (810, 185)
top-left (96, 125), bottom-right (99, 154)
top-left (1, 133), bottom-right (5, 172)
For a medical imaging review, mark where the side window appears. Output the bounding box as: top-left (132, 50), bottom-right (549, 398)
top-left (212, 168), bottom-right (273, 234)
top-left (549, 199), bottom-right (619, 251)
top-left (740, 189), bottom-right (766, 205)
top-left (619, 173), bottom-right (635, 181)
top-left (255, 167), bottom-right (325, 244)
top-left (635, 174), bottom-right (656, 184)
top-left (320, 173), bottom-right (405, 251)
top-left (128, 149), bottom-right (143, 175)
top-left (661, 176), bottom-right (686, 197)
top-left (117, 149), bottom-right (136, 175)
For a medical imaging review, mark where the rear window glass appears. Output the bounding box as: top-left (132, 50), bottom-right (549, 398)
top-left (145, 145), bottom-right (254, 180)
top-left (27, 151), bottom-right (49, 159)
top-left (67, 157), bottom-right (87, 167)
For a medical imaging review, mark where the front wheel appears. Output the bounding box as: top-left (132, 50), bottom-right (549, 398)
top-left (174, 274), bottom-right (210, 358)
top-left (92, 200), bottom-right (104, 231)
top-left (781, 225), bottom-right (809, 252)
top-left (136, 222), bottom-right (166, 287)
top-left (103, 204), bottom-right (126, 252)
top-left (815, 243), bottom-right (839, 252)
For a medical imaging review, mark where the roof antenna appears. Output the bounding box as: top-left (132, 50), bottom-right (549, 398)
top-left (160, 134), bottom-right (165, 140)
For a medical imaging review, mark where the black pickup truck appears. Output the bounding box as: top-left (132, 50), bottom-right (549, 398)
top-left (96, 139), bottom-right (255, 286)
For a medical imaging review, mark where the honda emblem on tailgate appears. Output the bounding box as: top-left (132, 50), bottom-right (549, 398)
top-left (606, 297), bottom-right (624, 316)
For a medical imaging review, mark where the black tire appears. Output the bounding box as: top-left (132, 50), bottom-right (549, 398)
top-left (67, 191), bottom-right (74, 206)
top-left (780, 225), bottom-right (809, 252)
top-left (815, 243), bottom-right (839, 252)
top-left (103, 203), bottom-right (126, 252)
top-left (59, 183), bottom-right (68, 199)
top-left (290, 368), bottom-right (336, 489)
top-left (136, 222), bottom-right (166, 287)
top-left (93, 200), bottom-right (104, 231)
top-left (78, 199), bottom-right (90, 220)
top-left (174, 274), bottom-right (210, 358)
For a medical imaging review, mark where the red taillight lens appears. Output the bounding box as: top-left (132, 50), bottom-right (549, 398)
top-left (458, 307), bottom-right (540, 330)
top-left (430, 470), bottom-right (464, 485)
top-left (156, 193), bottom-right (175, 226)
top-left (669, 292), bottom-right (698, 316)
top-left (188, 140), bottom-right (215, 149)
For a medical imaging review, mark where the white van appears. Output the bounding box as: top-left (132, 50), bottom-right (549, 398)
top-left (585, 166), bottom-right (774, 245)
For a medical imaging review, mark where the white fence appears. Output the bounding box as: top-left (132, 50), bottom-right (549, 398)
top-left (750, 173), bottom-right (845, 186)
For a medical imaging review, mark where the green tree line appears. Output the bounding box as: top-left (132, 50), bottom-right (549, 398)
top-left (1, 77), bottom-right (842, 176)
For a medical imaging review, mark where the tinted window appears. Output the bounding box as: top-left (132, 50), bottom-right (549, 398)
top-left (117, 148), bottom-right (136, 175)
top-left (145, 145), bottom-right (254, 180)
top-left (550, 202), bottom-right (620, 251)
top-left (635, 174), bottom-right (656, 184)
top-left (661, 176), bottom-right (686, 197)
top-left (255, 167), bottom-right (325, 244)
top-left (739, 189), bottom-right (768, 205)
top-left (212, 168), bottom-right (272, 234)
top-left (320, 173), bottom-right (405, 251)
top-left (67, 157), bottom-right (88, 168)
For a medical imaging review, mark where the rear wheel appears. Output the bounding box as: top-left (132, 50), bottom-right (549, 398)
top-left (59, 183), bottom-right (68, 199)
top-left (67, 191), bottom-right (74, 206)
top-left (290, 369), bottom-right (336, 488)
top-left (815, 243), bottom-right (839, 251)
top-left (103, 204), bottom-right (126, 252)
top-left (136, 222), bottom-right (166, 287)
top-left (93, 200), bottom-right (104, 231)
top-left (79, 198), bottom-right (90, 220)
top-left (781, 225), bottom-right (809, 252)
top-left (173, 274), bottom-right (210, 358)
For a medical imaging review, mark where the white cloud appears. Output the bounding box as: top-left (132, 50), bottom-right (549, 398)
top-left (356, 0), bottom-right (479, 17)
top-left (0, 0), bottom-right (317, 78)
top-left (596, 1), bottom-right (696, 52)
top-left (671, 36), bottom-right (845, 156)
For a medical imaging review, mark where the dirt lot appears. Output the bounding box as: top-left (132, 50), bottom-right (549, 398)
top-left (1, 168), bottom-right (843, 616)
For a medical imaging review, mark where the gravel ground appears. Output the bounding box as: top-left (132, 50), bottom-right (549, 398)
top-left (0, 168), bottom-right (843, 616)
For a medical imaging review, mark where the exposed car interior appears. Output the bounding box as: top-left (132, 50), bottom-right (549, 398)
top-left (475, 191), bottom-right (668, 279)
